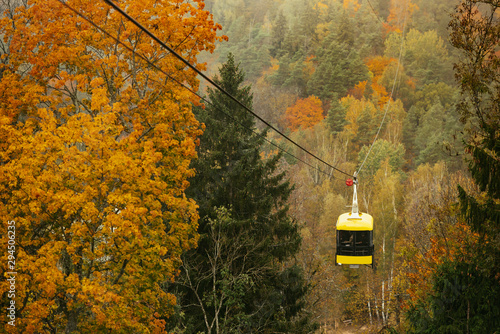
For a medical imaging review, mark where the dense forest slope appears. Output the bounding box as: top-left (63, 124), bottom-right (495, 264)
top-left (196, 0), bottom-right (499, 332)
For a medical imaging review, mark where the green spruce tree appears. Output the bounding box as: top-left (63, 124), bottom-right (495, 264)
top-left (270, 11), bottom-right (288, 59)
top-left (326, 96), bottom-right (347, 134)
top-left (168, 54), bottom-right (316, 333)
top-left (307, 18), bottom-right (369, 102)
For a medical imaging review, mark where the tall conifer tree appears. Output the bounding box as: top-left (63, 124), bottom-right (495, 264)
top-left (270, 11), bottom-right (288, 58)
top-left (169, 54), bottom-right (316, 333)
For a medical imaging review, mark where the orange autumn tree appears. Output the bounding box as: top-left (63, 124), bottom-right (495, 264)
top-left (366, 56), bottom-right (395, 108)
top-left (285, 95), bottom-right (324, 131)
top-left (350, 56), bottom-right (395, 108)
top-left (0, 0), bottom-right (224, 332)
top-left (383, 0), bottom-right (418, 34)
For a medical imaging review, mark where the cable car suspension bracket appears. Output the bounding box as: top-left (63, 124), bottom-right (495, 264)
top-left (346, 172), bottom-right (360, 219)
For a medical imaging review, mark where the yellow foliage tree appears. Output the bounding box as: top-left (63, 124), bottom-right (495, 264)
top-left (0, 0), bottom-right (223, 332)
top-left (343, 0), bottom-right (361, 12)
top-left (285, 95), bottom-right (324, 131)
top-left (341, 96), bottom-right (378, 138)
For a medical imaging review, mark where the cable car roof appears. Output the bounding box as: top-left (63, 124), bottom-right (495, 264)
top-left (337, 212), bottom-right (373, 230)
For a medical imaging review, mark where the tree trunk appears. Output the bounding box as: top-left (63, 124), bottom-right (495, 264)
top-left (382, 280), bottom-right (386, 325)
top-left (65, 309), bottom-right (78, 333)
top-left (367, 274), bottom-right (373, 325)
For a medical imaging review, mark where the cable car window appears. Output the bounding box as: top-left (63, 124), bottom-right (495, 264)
top-left (356, 231), bottom-right (370, 247)
top-left (339, 231), bottom-right (354, 246)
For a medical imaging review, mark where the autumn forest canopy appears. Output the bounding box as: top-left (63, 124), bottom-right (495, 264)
top-left (0, 0), bottom-right (499, 333)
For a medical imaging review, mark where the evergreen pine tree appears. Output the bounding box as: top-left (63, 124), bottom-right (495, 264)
top-left (268, 57), bottom-right (291, 87)
top-left (307, 29), bottom-right (368, 102)
top-left (326, 96), bottom-right (347, 134)
top-left (270, 11), bottom-right (288, 59)
top-left (168, 54), bottom-right (316, 333)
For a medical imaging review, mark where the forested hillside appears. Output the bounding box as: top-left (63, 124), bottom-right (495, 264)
top-left (0, 0), bottom-right (498, 333)
top-left (194, 0), bottom-right (499, 332)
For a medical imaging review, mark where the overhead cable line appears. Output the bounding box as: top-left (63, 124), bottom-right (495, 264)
top-left (100, 0), bottom-right (353, 178)
top-left (356, 0), bottom-right (409, 176)
top-left (56, 0), bottom-right (335, 178)
top-left (366, 0), bottom-right (384, 25)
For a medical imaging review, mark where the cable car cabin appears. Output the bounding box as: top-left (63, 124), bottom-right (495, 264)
top-left (335, 212), bottom-right (374, 268)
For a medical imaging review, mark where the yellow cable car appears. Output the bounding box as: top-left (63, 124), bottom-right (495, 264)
top-left (335, 176), bottom-right (374, 268)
